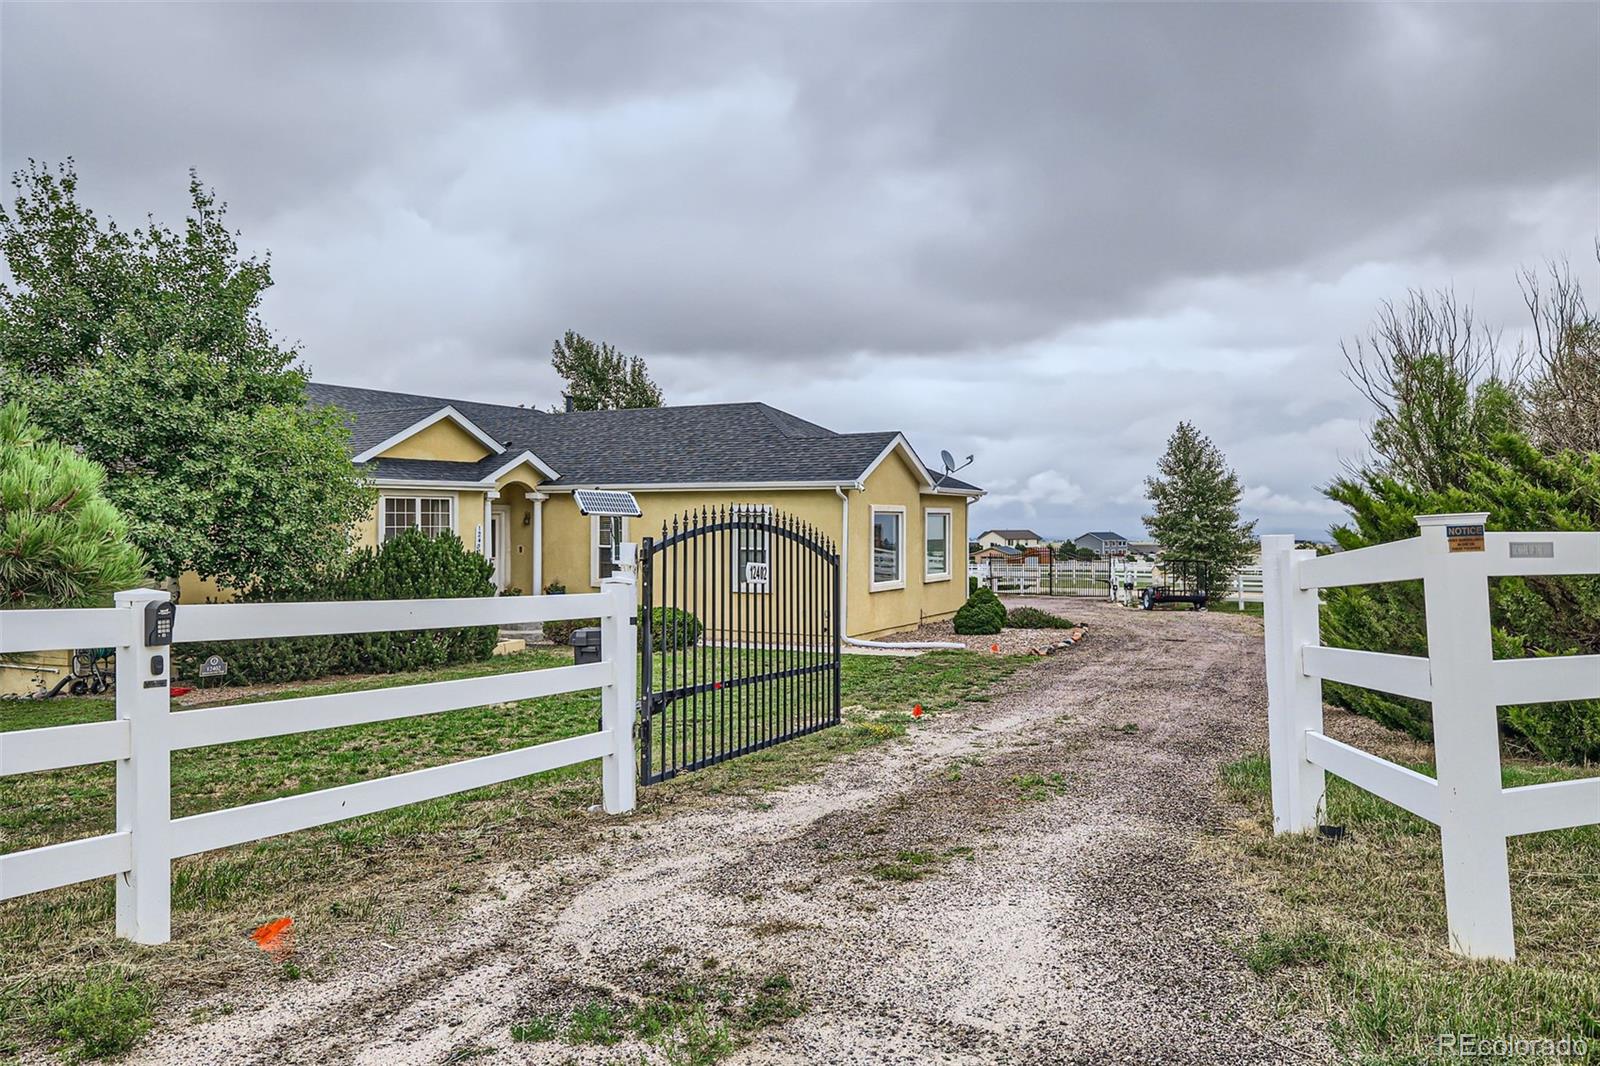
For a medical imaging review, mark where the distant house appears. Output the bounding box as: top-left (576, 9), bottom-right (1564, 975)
top-left (971, 544), bottom-right (1025, 565)
top-left (1126, 540), bottom-right (1160, 558)
top-left (972, 543), bottom-right (1053, 569)
top-left (975, 528), bottom-right (1043, 549)
top-left (1073, 531), bottom-right (1129, 557)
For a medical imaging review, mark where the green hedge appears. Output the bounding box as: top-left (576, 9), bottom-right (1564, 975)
top-left (540, 614), bottom-right (598, 647)
top-left (174, 530), bottom-right (497, 686)
top-left (953, 587), bottom-right (1006, 635)
top-left (542, 605), bottom-right (701, 652)
top-left (645, 606), bottom-right (702, 652)
top-left (1323, 435), bottom-right (1600, 763)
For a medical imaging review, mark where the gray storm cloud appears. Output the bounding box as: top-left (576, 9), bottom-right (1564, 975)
top-left (3, 2), bottom-right (1596, 539)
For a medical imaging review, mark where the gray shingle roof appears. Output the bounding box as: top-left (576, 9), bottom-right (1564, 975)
top-left (306, 382), bottom-right (982, 493)
top-left (977, 528), bottom-right (1042, 540)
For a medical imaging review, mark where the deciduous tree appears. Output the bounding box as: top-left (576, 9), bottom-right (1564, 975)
top-left (1519, 251), bottom-right (1600, 457)
top-left (550, 330), bottom-right (664, 410)
top-left (0, 160), bottom-right (372, 596)
top-left (1341, 287), bottom-right (1521, 492)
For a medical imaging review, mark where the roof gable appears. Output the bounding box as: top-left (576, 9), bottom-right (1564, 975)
top-left (352, 406), bottom-right (506, 464)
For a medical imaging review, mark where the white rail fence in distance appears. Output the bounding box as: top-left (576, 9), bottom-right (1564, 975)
top-left (0, 568), bottom-right (639, 945)
top-left (969, 559), bottom-right (1263, 607)
top-left (1262, 513), bottom-right (1600, 960)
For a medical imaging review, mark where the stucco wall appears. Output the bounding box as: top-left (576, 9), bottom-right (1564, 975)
top-left (0, 649), bottom-right (73, 697)
top-left (539, 488), bottom-right (845, 593)
top-left (846, 450), bottom-right (968, 638)
top-left (375, 419), bottom-right (492, 462)
top-left (537, 470), bottom-right (970, 640)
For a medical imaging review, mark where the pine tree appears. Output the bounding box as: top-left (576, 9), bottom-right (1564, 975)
top-left (0, 402), bottom-right (146, 607)
top-left (1142, 421), bottom-right (1257, 589)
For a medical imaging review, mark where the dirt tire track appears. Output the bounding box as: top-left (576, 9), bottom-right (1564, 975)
top-left (125, 599), bottom-right (1330, 1064)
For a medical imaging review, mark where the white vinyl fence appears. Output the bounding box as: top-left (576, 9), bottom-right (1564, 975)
top-left (970, 559), bottom-right (1264, 607)
top-left (0, 570), bottom-right (639, 945)
top-left (1263, 514), bottom-right (1600, 960)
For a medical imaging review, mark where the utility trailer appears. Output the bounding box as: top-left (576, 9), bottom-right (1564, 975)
top-left (1138, 558), bottom-right (1218, 611)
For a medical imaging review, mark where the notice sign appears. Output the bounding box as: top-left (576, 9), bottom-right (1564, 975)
top-left (1446, 523), bottom-right (1485, 553)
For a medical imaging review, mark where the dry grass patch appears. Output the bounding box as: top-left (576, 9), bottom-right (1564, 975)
top-left (1216, 708), bottom-right (1600, 1064)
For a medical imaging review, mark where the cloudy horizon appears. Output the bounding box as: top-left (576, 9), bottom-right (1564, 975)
top-left (4, 3), bottom-right (1596, 541)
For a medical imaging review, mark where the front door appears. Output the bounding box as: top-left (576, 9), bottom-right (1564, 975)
top-left (491, 506), bottom-right (510, 591)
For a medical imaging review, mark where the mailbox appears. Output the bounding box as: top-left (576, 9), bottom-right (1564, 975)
top-left (570, 627), bottom-right (602, 665)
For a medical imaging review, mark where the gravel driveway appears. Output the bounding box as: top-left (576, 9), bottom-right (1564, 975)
top-left (126, 598), bottom-right (1331, 1065)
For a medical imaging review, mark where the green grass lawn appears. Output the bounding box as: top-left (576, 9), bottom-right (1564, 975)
top-left (1220, 746), bottom-right (1599, 1064)
top-left (0, 644), bottom-right (1028, 1060)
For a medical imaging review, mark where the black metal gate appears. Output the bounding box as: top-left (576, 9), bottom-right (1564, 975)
top-left (638, 507), bottom-right (841, 784)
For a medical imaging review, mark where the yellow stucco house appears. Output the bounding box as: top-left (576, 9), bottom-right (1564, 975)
top-left (0, 382), bottom-right (982, 694)
top-left (302, 382), bottom-right (982, 641)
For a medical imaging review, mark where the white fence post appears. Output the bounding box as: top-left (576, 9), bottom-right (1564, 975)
top-left (1416, 512), bottom-right (1515, 960)
top-left (1262, 535), bottom-right (1325, 834)
top-left (113, 588), bottom-right (174, 945)
top-left (600, 554), bottom-right (639, 816)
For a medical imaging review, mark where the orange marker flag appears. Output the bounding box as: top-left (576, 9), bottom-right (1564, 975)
top-left (250, 916), bottom-right (295, 960)
top-left (912, 704), bottom-right (923, 718)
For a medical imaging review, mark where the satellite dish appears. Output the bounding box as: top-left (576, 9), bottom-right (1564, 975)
top-left (932, 449), bottom-right (975, 487)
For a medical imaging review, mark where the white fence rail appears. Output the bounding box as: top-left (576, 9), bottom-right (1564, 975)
top-left (1263, 514), bottom-right (1600, 960)
top-left (0, 572), bottom-right (639, 945)
top-left (969, 559), bottom-right (1264, 607)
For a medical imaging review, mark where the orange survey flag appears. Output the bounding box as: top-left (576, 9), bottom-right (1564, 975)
top-left (249, 916), bottom-right (295, 959)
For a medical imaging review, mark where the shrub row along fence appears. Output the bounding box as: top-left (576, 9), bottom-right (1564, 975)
top-left (970, 559), bottom-right (1264, 607)
top-left (1262, 513), bottom-right (1600, 960)
top-left (0, 574), bottom-right (639, 945)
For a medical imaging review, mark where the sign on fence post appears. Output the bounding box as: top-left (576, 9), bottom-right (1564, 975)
top-left (600, 548), bottom-right (639, 816)
top-left (113, 588), bottom-right (174, 945)
top-left (1417, 513), bottom-right (1515, 960)
top-left (1261, 535), bottom-right (1325, 834)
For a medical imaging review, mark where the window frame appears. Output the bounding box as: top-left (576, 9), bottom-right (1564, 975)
top-left (923, 507), bottom-right (953, 582)
top-left (590, 513), bottom-right (630, 587)
top-left (869, 504), bottom-right (907, 592)
top-left (380, 494), bottom-right (457, 543)
top-left (731, 504), bottom-right (774, 594)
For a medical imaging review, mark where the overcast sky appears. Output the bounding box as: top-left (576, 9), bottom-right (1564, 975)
top-left (4, 4), bottom-right (1596, 540)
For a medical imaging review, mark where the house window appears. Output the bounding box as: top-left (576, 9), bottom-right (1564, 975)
top-left (924, 509), bottom-right (952, 581)
top-left (732, 505), bottom-right (772, 592)
top-left (591, 514), bottom-right (629, 586)
top-left (382, 496), bottom-right (454, 542)
top-left (870, 506), bottom-right (905, 590)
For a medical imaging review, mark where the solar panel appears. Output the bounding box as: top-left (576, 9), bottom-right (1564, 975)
top-left (574, 489), bottom-right (642, 517)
